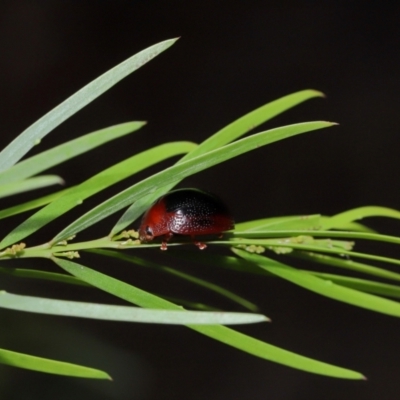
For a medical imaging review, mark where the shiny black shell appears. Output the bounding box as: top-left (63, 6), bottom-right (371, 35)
top-left (138, 188), bottom-right (234, 242)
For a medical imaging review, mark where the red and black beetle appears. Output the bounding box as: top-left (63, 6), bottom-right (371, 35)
top-left (138, 188), bottom-right (234, 250)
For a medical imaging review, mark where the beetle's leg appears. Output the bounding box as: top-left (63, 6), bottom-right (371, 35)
top-left (192, 236), bottom-right (207, 250)
top-left (161, 232), bottom-right (173, 251)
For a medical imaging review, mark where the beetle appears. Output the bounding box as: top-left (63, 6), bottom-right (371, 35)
top-left (138, 188), bottom-right (234, 250)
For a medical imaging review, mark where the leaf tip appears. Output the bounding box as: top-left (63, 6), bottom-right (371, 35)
top-left (165, 37), bottom-right (181, 45)
top-left (134, 121), bottom-right (147, 127)
top-left (309, 89), bottom-right (326, 98)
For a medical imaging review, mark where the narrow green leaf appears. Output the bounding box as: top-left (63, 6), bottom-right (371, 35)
top-left (233, 229), bottom-right (400, 246)
top-left (0, 175), bottom-right (64, 199)
top-left (228, 235), bottom-right (351, 256)
top-left (0, 291), bottom-right (266, 325)
top-left (173, 251), bottom-right (400, 301)
top-left (187, 325), bottom-right (363, 379)
top-left (168, 250), bottom-right (400, 299)
top-left (0, 188), bottom-right (69, 220)
top-left (0, 266), bottom-right (89, 286)
top-left (0, 347), bottom-right (110, 379)
top-left (0, 122), bottom-right (145, 185)
top-left (303, 272), bottom-right (400, 299)
top-left (237, 216), bottom-right (372, 233)
top-left (57, 121), bottom-right (334, 242)
top-left (169, 250), bottom-right (400, 302)
top-left (293, 251), bottom-right (400, 282)
top-left (227, 237), bottom-right (400, 268)
top-left (236, 215), bottom-right (322, 232)
top-left (112, 90), bottom-right (324, 234)
top-left (182, 250), bottom-right (400, 301)
top-left (319, 217), bottom-right (375, 232)
top-left (0, 142), bottom-right (196, 249)
top-left (235, 216), bottom-right (299, 231)
top-left (54, 257), bottom-right (364, 379)
top-left (0, 38), bottom-right (178, 172)
top-left (89, 249), bottom-right (259, 311)
top-left (320, 206), bottom-right (400, 230)
top-left (233, 249), bottom-right (400, 318)
top-left (183, 89), bottom-right (325, 159)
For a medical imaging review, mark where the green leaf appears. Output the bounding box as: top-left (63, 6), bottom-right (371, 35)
top-left (187, 325), bottom-right (363, 379)
top-left (227, 236), bottom-right (400, 268)
top-left (184, 89), bottom-right (325, 159)
top-left (111, 90), bottom-right (324, 234)
top-left (320, 206), bottom-right (400, 230)
top-left (293, 252), bottom-right (400, 282)
top-left (235, 216), bottom-right (298, 231)
top-left (171, 251), bottom-right (400, 299)
top-left (0, 142), bottom-right (196, 249)
top-left (54, 257), bottom-right (364, 379)
top-left (89, 249), bottom-right (259, 312)
top-left (0, 266), bottom-right (89, 286)
top-left (0, 175), bottom-right (64, 199)
top-left (56, 121), bottom-right (334, 242)
top-left (172, 251), bottom-right (400, 300)
top-left (236, 215), bottom-right (322, 231)
top-left (233, 249), bottom-right (400, 318)
top-left (0, 347), bottom-right (110, 379)
top-left (0, 38), bottom-right (178, 172)
top-left (0, 122), bottom-right (145, 185)
top-left (233, 229), bottom-right (400, 246)
top-left (0, 188), bottom-right (69, 220)
top-left (319, 217), bottom-right (375, 232)
top-left (303, 271), bottom-right (400, 299)
top-left (0, 291), bottom-right (266, 325)
top-left (237, 215), bottom-right (373, 233)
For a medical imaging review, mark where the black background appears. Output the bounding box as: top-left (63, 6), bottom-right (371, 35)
top-left (0, 2), bottom-right (400, 399)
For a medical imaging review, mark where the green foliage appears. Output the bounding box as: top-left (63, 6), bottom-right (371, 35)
top-left (0, 348), bottom-right (111, 379)
top-left (0, 290), bottom-right (266, 325)
top-left (0, 38), bottom-right (398, 381)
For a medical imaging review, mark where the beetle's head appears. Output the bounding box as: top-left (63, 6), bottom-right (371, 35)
top-left (139, 224), bottom-right (154, 242)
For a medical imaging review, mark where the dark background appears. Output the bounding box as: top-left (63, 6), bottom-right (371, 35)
top-left (0, 1), bottom-right (399, 399)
